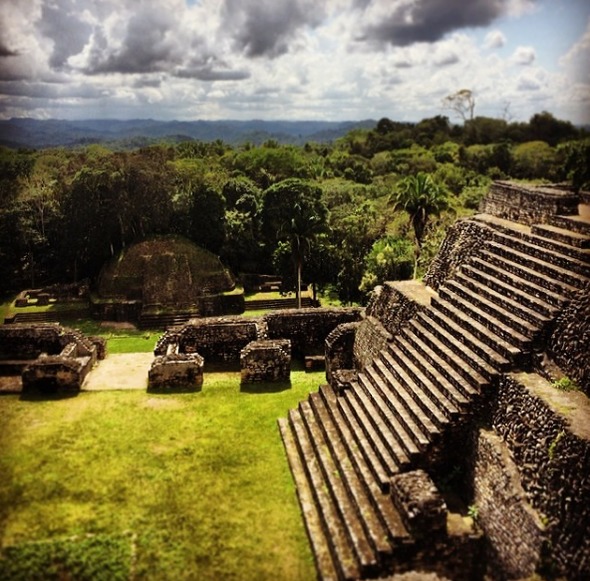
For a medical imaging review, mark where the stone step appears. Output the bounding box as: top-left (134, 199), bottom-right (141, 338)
top-left (364, 363), bottom-right (439, 444)
top-left (461, 263), bottom-right (558, 319)
top-left (549, 214), bottom-right (590, 236)
top-left (376, 351), bottom-right (451, 429)
top-left (433, 292), bottom-right (532, 352)
top-left (531, 223), bottom-right (590, 250)
top-left (355, 373), bottom-right (424, 459)
top-left (480, 250), bottom-right (578, 298)
top-left (298, 401), bottom-right (381, 575)
top-left (468, 257), bottom-right (567, 309)
top-left (405, 319), bottom-right (492, 388)
top-left (439, 281), bottom-right (540, 340)
top-left (278, 418), bottom-right (340, 581)
top-left (287, 409), bottom-right (362, 581)
top-left (319, 386), bottom-right (392, 493)
top-left (486, 238), bottom-right (590, 286)
top-left (400, 326), bottom-right (485, 400)
top-left (339, 385), bottom-right (405, 479)
top-left (471, 215), bottom-right (590, 268)
top-left (454, 270), bottom-right (550, 328)
top-left (390, 337), bottom-right (471, 411)
top-left (419, 306), bottom-right (514, 370)
top-left (356, 370), bottom-right (420, 461)
top-left (309, 392), bottom-right (410, 547)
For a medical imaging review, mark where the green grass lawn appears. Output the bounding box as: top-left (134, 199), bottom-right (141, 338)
top-left (0, 369), bottom-right (321, 580)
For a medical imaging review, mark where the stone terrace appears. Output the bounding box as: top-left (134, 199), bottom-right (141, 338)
top-left (279, 182), bottom-right (590, 580)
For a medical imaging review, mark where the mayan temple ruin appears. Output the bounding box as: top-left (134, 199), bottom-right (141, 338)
top-left (279, 181), bottom-right (590, 580)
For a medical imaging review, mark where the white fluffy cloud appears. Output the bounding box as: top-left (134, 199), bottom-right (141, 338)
top-left (0, 0), bottom-right (588, 124)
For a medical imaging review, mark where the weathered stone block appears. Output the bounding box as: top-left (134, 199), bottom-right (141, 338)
top-left (21, 355), bottom-right (83, 397)
top-left (147, 353), bottom-right (204, 393)
top-left (240, 339), bottom-right (291, 384)
top-left (392, 470), bottom-right (448, 538)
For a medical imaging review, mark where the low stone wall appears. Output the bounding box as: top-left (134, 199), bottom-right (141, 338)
top-left (0, 324), bottom-right (65, 359)
top-left (263, 307), bottom-right (363, 358)
top-left (490, 372), bottom-right (590, 580)
top-left (466, 428), bottom-right (546, 578)
top-left (21, 355), bottom-right (91, 396)
top-left (548, 281), bottom-right (590, 396)
top-left (148, 353), bottom-right (204, 392)
top-left (479, 181), bottom-right (579, 225)
top-left (240, 339), bottom-right (291, 384)
top-left (170, 317), bottom-right (260, 363)
top-left (424, 219), bottom-right (490, 290)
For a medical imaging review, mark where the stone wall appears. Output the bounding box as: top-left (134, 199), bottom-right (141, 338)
top-left (148, 353), bottom-right (204, 392)
top-left (0, 324), bottom-right (65, 359)
top-left (353, 281), bottom-right (433, 371)
top-left (325, 322), bottom-right (360, 384)
top-left (264, 307), bottom-right (363, 358)
top-left (490, 372), bottom-right (590, 580)
top-left (174, 317), bottom-right (260, 363)
top-left (353, 316), bottom-right (392, 372)
top-left (479, 181), bottom-right (579, 225)
top-left (240, 339), bottom-right (291, 384)
top-left (424, 219), bottom-right (490, 290)
top-left (466, 429), bottom-right (546, 579)
top-left (547, 281), bottom-right (590, 396)
top-left (21, 354), bottom-right (91, 396)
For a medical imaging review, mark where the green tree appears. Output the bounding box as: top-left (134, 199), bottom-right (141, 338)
top-left (189, 182), bottom-right (226, 254)
top-left (359, 236), bottom-right (414, 294)
top-left (391, 173), bottom-right (449, 277)
top-left (262, 179), bottom-right (329, 307)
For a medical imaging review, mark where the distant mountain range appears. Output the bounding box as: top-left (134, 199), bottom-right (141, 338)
top-left (0, 118), bottom-right (377, 149)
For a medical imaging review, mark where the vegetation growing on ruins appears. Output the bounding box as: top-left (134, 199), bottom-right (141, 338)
top-left (0, 111), bottom-right (588, 304)
top-left (0, 368), bottom-right (324, 580)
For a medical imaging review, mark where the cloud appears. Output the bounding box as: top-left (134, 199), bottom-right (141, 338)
top-left (355, 0), bottom-right (538, 47)
top-left (39, 0), bottom-right (92, 69)
top-left (484, 30), bottom-right (507, 49)
top-left (560, 19), bottom-right (590, 84)
top-left (0, 42), bottom-right (19, 57)
top-left (174, 67), bottom-right (251, 81)
top-left (81, 8), bottom-right (184, 74)
top-left (221, 0), bottom-right (325, 57)
top-left (512, 45), bottom-right (536, 65)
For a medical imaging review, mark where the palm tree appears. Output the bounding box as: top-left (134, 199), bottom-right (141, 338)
top-left (262, 179), bottom-right (329, 308)
top-left (279, 199), bottom-right (328, 307)
top-left (391, 172), bottom-right (449, 277)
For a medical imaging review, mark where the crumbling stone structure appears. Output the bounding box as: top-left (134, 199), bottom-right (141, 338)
top-left (154, 308), bottom-right (362, 370)
top-left (240, 339), bottom-right (291, 384)
top-left (148, 352), bottom-right (204, 393)
top-left (0, 324), bottom-right (104, 396)
top-left (479, 181), bottom-right (579, 225)
top-left (280, 181), bottom-right (590, 580)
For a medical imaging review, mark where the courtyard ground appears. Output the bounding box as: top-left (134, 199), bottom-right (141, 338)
top-left (0, 353), bottom-right (320, 580)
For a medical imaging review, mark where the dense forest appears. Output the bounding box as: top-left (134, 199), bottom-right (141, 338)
top-left (1, 111), bottom-right (589, 304)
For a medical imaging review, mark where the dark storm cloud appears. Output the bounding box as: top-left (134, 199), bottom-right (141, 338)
top-left (84, 9), bottom-right (181, 74)
top-left (39, 0), bottom-right (92, 69)
top-left (0, 42), bottom-right (19, 57)
top-left (174, 67), bottom-right (251, 81)
top-left (357, 0), bottom-right (532, 47)
top-left (222, 0), bottom-right (325, 58)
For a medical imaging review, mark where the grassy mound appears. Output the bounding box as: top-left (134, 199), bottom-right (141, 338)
top-left (97, 237), bottom-right (235, 307)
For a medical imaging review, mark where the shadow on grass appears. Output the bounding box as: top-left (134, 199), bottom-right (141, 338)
top-left (240, 380), bottom-right (292, 394)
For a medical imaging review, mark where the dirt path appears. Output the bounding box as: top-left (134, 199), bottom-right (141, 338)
top-left (83, 353), bottom-right (153, 391)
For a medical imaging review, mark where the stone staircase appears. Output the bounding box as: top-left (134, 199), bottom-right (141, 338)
top-left (279, 211), bottom-right (590, 580)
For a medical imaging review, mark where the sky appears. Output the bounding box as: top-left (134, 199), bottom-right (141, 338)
top-left (0, 0), bottom-right (589, 124)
